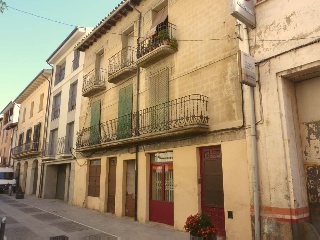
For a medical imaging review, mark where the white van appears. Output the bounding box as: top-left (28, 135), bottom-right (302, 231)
top-left (0, 167), bottom-right (16, 193)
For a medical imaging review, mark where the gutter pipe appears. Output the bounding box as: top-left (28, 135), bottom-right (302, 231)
top-left (129, 0), bottom-right (141, 222)
top-left (243, 24), bottom-right (260, 239)
top-left (38, 66), bottom-right (53, 198)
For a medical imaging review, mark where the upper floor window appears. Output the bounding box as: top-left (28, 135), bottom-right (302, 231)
top-left (51, 93), bottom-right (61, 120)
top-left (39, 93), bottom-right (44, 112)
top-left (54, 62), bottom-right (66, 85)
top-left (68, 81), bottom-right (78, 112)
top-left (30, 101), bottom-right (34, 118)
top-left (18, 132), bottom-right (24, 146)
top-left (22, 108), bottom-right (26, 122)
top-left (72, 50), bottom-right (80, 71)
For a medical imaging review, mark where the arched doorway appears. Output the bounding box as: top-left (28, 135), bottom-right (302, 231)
top-left (32, 160), bottom-right (38, 195)
top-left (23, 161), bottom-right (28, 192)
top-left (15, 162), bottom-right (21, 190)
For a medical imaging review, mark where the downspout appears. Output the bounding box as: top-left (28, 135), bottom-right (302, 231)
top-left (243, 24), bottom-right (260, 239)
top-left (129, 0), bottom-right (141, 222)
top-left (38, 66), bottom-right (53, 198)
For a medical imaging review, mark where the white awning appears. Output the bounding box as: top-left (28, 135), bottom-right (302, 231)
top-left (140, 6), bottom-right (168, 43)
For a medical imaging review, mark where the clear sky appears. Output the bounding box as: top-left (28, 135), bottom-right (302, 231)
top-left (0, 0), bottom-right (122, 111)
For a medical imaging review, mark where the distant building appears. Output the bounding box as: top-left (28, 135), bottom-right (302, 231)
top-left (0, 101), bottom-right (20, 167)
top-left (12, 69), bottom-right (51, 195)
top-left (39, 27), bottom-right (92, 204)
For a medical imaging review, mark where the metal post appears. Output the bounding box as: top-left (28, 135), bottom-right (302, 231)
top-left (0, 216), bottom-right (6, 240)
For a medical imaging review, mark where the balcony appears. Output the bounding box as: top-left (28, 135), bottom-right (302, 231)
top-left (76, 94), bottom-right (208, 151)
top-left (82, 68), bottom-right (107, 97)
top-left (12, 141), bottom-right (41, 159)
top-left (108, 47), bottom-right (137, 83)
top-left (68, 95), bottom-right (77, 112)
top-left (137, 22), bottom-right (177, 68)
top-left (42, 136), bottom-right (73, 159)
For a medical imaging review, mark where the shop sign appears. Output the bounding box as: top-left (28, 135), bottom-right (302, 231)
top-left (229, 0), bottom-right (255, 28)
top-left (238, 50), bottom-right (256, 87)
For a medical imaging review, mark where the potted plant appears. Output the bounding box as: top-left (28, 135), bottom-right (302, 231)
top-left (170, 37), bottom-right (178, 49)
top-left (15, 186), bottom-right (24, 199)
top-left (158, 29), bottom-right (170, 45)
top-left (184, 213), bottom-right (217, 240)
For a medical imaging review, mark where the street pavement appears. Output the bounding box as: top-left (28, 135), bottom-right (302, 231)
top-left (0, 194), bottom-right (189, 240)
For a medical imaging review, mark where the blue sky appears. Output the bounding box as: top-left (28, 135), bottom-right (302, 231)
top-left (0, 0), bottom-right (122, 111)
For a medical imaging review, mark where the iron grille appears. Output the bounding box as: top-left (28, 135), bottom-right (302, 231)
top-left (76, 94), bottom-right (208, 148)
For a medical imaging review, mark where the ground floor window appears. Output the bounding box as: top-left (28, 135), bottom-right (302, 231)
top-left (88, 159), bottom-right (101, 197)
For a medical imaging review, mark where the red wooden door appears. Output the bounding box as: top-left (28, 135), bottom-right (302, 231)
top-left (200, 146), bottom-right (226, 236)
top-left (150, 161), bottom-right (174, 225)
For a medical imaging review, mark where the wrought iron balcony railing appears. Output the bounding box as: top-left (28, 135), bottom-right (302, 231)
top-left (12, 141), bottom-right (40, 157)
top-left (108, 46), bottom-right (137, 76)
top-left (43, 136), bottom-right (73, 157)
top-left (137, 22), bottom-right (177, 67)
top-left (82, 68), bottom-right (107, 97)
top-left (76, 94), bottom-right (208, 148)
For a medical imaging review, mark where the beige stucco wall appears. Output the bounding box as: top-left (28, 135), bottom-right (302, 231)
top-left (245, 0), bottom-right (320, 237)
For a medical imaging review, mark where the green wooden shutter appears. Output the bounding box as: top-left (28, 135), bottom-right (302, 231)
top-left (150, 68), bottom-right (169, 130)
top-left (89, 100), bottom-right (101, 145)
top-left (117, 84), bottom-right (133, 139)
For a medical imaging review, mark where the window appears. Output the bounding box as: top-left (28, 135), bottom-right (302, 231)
top-left (49, 128), bottom-right (58, 155)
top-left (22, 108), bottom-right (26, 122)
top-left (18, 132), bottom-right (24, 146)
top-left (25, 128), bottom-right (32, 150)
top-left (32, 123), bottom-right (41, 151)
top-left (151, 152), bottom-right (174, 202)
top-left (117, 84), bottom-right (133, 139)
top-left (51, 93), bottom-right (61, 120)
top-left (1, 130), bottom-right (4, 144)
top-left (88, 159), bottom-right (101, 197)
top-left (54, 62), bottom-right (66, 85)
top-left (89, 100), bottom-right (101, 145)
top-left (8, 108), bottom-right (13, 121)
top-left (72, 50), bottom-right (80, 71)
top-left (39, 93), bottom-right (44, 112)
top-left (30, 101), bottom-right (34, 118)
top-left (68, 81), bottom-right (78, 112)
top-left (66, 122), bottom-right (74, 153)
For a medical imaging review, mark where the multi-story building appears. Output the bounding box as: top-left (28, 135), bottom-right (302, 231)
top-left (12, 69), bottom-right (51, 195)
top-left (0, 102), bottom-right (20, 166)
top-left (246, 0), bottom-right (320, 238)
top-left (39, 27), bottom-right (92, 204)
top-left (74, 0), bottom-right (251, 238)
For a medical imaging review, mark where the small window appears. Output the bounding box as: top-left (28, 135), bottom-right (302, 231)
top-left (30, 101), bottom-right (34, 118)
top-left (72, 50), bottom-right (80, 71)
top-left (39, 93), bottom-right (44, 112)
top-left (54, 62), bottom-right (66, 85)
top-left (51, 93), bottom-right (61, 120)
top-left (22, 108), bottom-right (26, 122)
top-left (68, 81), bottom-right (78, 112)
top-left (88, 159), bottom-right (101, 197)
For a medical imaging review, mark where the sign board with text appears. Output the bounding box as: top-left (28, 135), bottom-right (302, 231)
top-left (229, 0), bottom-right (255, 28)
top-left (238, 50), bottom-right (256, 87)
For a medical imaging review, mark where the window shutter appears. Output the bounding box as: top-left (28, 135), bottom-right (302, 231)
top-left (149, 69), bottom-right (169, 130)
top-left (117, 84), bottom-right (133, 139)
top-left (89, 100), bottom-right (101, 145)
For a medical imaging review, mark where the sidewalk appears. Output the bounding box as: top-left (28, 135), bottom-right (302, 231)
top-left (0, 194), bottom-right (189, 240)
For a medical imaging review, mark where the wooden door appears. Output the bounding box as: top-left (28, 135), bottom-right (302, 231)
top-left (200, 146), bottom-right (225, 236)
top-left (107, 158), bottom-right (117, 214)
top-left (125, 160), bottom-right (135, 217)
